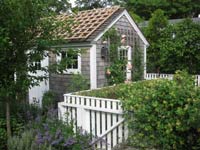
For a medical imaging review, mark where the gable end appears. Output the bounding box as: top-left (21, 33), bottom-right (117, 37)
top-left (93, 10), bottom-right (149, 46)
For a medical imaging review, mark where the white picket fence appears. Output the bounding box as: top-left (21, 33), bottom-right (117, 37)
top-left (58, 73), bottom-right (200, 150)
top-left (146, 73), bottom-right (200, 86)
top-left (58, 94), bottom-right (128, 150)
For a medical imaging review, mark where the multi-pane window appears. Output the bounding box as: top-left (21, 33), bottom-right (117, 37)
top-left (33, 61), bottom-right (41, 70)
top-left (118, 46), bottom-right (132, 81)
top-left (57, 50), bottom-right (81, 74)
top-left (61, 51), bottom-right (78, 69)
top-left (118, 47), bottom-right (128, 60)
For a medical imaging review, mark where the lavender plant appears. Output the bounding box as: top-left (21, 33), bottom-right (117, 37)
top-left (8, 108), bottom-right (93, 150)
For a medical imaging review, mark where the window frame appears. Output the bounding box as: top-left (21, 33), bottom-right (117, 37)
top-left (56, 50), bottom-right (81, 74)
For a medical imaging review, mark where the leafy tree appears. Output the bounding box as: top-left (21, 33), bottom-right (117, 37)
top-left (132, 43), bottom-right (143, 81)
top-left (158, 19), bottom-right (200, 74)
top-left (0, 0), bottom-right (72, 138)
top-left (145, 9), bottom-right (168, 73)
top-left (74, 0), bottom-right (125, 10)
top-left (126, 0), bottom-right (200, 20)
top-left (48, 0), bottom-right (71, 14)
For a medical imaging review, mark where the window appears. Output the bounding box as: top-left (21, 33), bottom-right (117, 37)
top-left (118, 46), bottom-right (130, 60)
top-left (33, 61), bottom-right (41, 70)
top-left (118, 47), bottom-right (128, 60)
top-left (118, 46), bottom-right (132, 81)
top-left (57, 50), bottom-right (81, 74)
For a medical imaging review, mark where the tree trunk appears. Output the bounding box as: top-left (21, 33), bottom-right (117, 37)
top-left (6, 101), bottom-right (11, 138)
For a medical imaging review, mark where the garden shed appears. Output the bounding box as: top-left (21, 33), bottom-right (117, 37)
top-left (29, 6), bottom-right (149, 104)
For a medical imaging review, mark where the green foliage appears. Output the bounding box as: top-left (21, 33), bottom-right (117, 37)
top-left (68, 73), bottom-right (90, 92)
top-left (0, 119), bottom-right (7, 150)
top-left (132, 43), bottom-right (143, 81)
top-left (79, 71), bottom-right (200, 149)
top-left (0, 117), bottom-right (25, 150)
top-left (0, 102), bottom-right (43, 149)
top-left (126, 0), bottom-right (200, 20)
top-left (121, 71), bottom-right (200, 149)
top-left (7, 109), bottom-right (92, 150)
top-left (129, 11), bottom-right (144, 23)
top-left (0, 0), bottom-right (74, 138)
top-left (145, 9), bottom-right (168, 73)
top-left (8, 130), bottom-right (36, 150)
top-left (74, 0), bottom-right (125, 10)
top-left (103, 28), bottom-right (127, 85)
top-left (42, 91), bottom-right (56, 112)
top-left (78, 84), bottom-right (124, 99)
top-left (103, 27), bottom-right (121, 62)
top-left (158, 19), bottom-right (200, 74)
top-left (146, 11), bottom-right (200, 74)
top-left (106, 60), bottom-right (126, 85)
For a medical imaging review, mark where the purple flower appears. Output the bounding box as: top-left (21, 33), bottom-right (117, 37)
top-left (55, 129), bottom-right (62, 138)
top-left (35, 116), bottom-right (41, 123)
top-left (51, 140), bottom-right (60, 146)
top-left (63, 137), bottom-right (76, 147)
top-left (43, 131), bottom-right (52, 142)
top-left (47, 108), bottom-right (58, 119)
top-left (26, 111), bottom-right (33, 120)
top-left (43, 123), bottom-right (49, 131)
top-left (35, 132), bottom-right (44, 145)
top-left (51, 136), bottom-right (63, 146)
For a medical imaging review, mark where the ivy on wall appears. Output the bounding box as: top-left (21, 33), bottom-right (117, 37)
top-left (103, 28), bottom-right (126, 85)
top-left (103, 28), bottom-right (144, 85)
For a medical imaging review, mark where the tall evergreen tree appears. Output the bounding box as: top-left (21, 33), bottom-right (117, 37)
top-left (145, 9), bottom-right (168, 73)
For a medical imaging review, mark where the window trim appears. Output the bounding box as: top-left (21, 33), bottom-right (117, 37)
top-left (56, 51), bottom-right (81, 74)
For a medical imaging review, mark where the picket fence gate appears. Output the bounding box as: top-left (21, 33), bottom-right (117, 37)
top-left (146, 73), bottom-right (200, 86)
top-left (58, 73), bottom-right (200, 150)
top-left (58, 93), bottom-right (128, 150)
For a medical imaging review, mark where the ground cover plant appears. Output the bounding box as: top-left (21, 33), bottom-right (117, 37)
top-left (78, 71), bottom-right (200, 149)
top-left (7, 108), bottom-right (93, 150)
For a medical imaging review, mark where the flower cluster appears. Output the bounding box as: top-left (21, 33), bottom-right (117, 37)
top-left (31, 109), bottom-right (93, 150)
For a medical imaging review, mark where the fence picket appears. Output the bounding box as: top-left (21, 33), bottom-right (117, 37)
top-left (59, 94), bottom-right (127, 150)
top-left (146, 73), bottom-right (199, 85)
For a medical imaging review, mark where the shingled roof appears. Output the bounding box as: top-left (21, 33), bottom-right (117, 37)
top-left (56, 6), bottom-right (124, 42)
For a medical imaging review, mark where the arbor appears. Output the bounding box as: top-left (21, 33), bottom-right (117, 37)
top-left (158, 19), bottom-right (200, 74)
top-left (0, 0), bottom-right (71, 137)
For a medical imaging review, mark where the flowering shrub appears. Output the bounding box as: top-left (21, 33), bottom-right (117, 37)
top-left (8, 108), bottom-right (93, 150)
top-left (121, 71), bottom-right (200, 149)
top-left (79, 71), bottom-right (200, 149)
top-left (106, 60), bottom-right (126, 85)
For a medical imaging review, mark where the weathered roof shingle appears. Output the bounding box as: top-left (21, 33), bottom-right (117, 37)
top-left (57, 6), bottom-right (122, 41)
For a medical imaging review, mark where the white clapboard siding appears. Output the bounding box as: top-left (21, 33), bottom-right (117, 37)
top-left (58, 94), bottom-right (126, 150)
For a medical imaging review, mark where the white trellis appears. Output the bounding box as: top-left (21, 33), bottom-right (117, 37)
top-left (58, 94), bottom-right (128, 150)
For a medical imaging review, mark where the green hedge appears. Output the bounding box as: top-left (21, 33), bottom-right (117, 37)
top-left (79, 71), bottom-right (200, 149)
top-left (122, 71), bottom-right (200, 149)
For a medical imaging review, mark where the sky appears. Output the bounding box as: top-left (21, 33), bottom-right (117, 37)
top-left (69, 0), bottom-right (76, 7)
